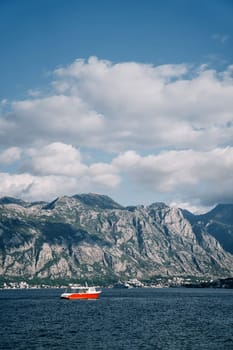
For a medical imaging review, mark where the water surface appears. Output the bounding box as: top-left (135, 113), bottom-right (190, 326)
top-left (0, 288), bottom-right (233, 349)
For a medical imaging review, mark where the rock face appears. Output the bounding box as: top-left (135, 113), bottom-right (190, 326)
top-left (0, 194), bottom-right (233, 281)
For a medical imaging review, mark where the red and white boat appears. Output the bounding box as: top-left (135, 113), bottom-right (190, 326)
top-left (60, 284), bottom-right (101, 300)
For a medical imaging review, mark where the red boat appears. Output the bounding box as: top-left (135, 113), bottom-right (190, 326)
top-left (60, 285), bottom-right (101, 300)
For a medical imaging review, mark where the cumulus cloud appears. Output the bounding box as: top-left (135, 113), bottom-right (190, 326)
top-left (0, 142), bottom-right (120, 201)
top-left (0, 147), bottom-right (21, 165)
top-left (0, 171), bottom-right (120, 203)
top-left (0, 57), bottom-right (233, 208)
top-left (0, 142), bottom-right (231, 208)
top-left (52, 57), bottom-right (233, 151)
top-left (23, 142), bottom-right (120, 186)
top-left (0, 57), bottom-right (232, 152)
top-left (112, 147), bottom-right (233, 206)
top-left (26, 142), bottom-right (87, 176)
top-left (0, 172), bottom-right (78, 201)
top-left (9, 95), bottom-right (104, 147)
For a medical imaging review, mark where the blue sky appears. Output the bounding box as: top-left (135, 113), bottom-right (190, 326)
top-left (1, 0), bottom-right (232, 99)
top-left (0, 0), bottom-right (233, 212)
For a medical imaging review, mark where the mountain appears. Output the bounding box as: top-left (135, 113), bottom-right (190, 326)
top-left (0, 194), bottom-right (233, 284)
top-left (182, 204), bottom-right (233, 254)
top-left (0, 196), bottom-right (28, 207)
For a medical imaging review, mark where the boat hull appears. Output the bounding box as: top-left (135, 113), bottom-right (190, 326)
top-left (61, 292), bottom-right (101, 300)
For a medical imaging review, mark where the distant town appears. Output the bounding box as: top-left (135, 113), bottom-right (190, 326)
top-left (2, 276), bottom-right (232, 290)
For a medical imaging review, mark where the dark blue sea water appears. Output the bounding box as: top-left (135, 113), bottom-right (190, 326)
top-left (0, 288), bottom-right (233, 350)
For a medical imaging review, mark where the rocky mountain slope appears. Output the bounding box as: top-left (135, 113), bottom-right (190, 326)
top-left (0, 194), bottom-right (233, 282)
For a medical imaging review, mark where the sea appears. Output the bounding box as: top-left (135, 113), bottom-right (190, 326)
top-left (0, 287), bottom-right (233, 350)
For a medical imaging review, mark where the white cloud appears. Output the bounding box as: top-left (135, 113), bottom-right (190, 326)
top-left (112, 147), bottom-right (233, 206)
top-left (88, 162), bottom-right (120, 188)
top-left (10, 95), bottom-right (104, 146)
top-left (169, 201), bottom-right (212, 215)
top-left (23, 142), bottom-right (119, 184)
top-left (0, 172), bottom-right (77, 201)
top-left (51, 57), bottom-right (233, 151)
top-left (30, 141), bottom-right (120, 181)
top-left (0, 147), bottom-right (21, 165)
top-left (0, 171), bottom-right (119, 203)
top-left (0, 57), bottom-right (233, 208)
top-left (26, 142), bottom-right (87, 176)
top-left (0, 57), bottom-right (232, 152)
top-left (0, 144), bottom-right (232, 208)
top-left (0, 142), bottom-right (120, 201)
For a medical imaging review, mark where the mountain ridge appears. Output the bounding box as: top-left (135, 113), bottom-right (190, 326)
top-left (0, 193), bottom-right (233, 283)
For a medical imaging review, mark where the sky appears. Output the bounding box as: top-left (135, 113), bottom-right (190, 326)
top-left (0, 0), bottom-right (233, 212)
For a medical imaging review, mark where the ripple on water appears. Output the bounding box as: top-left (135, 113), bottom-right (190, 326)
top-left (0, 288), bottom-right (233, 350)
